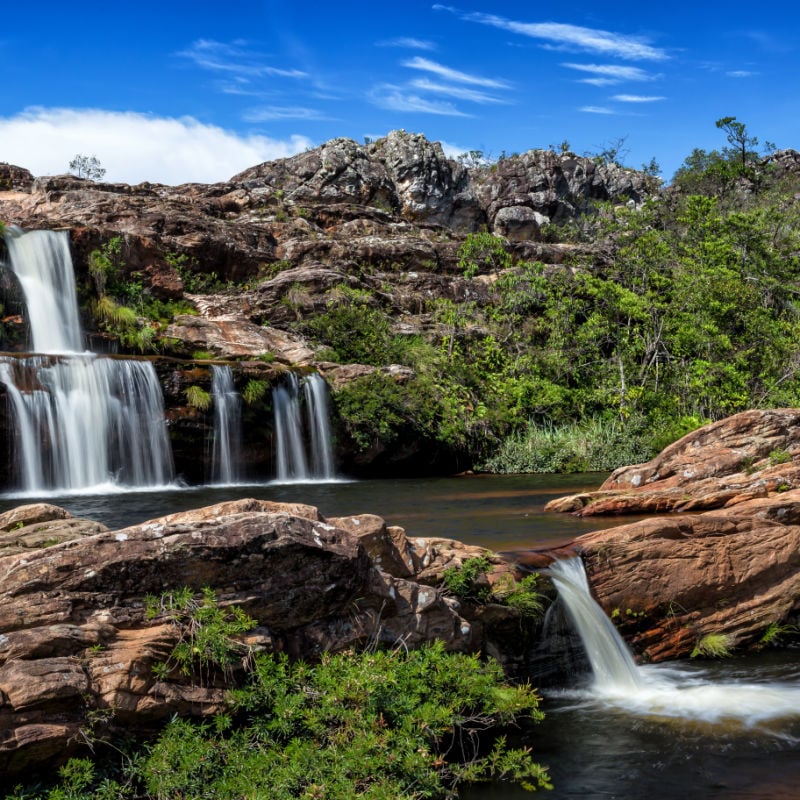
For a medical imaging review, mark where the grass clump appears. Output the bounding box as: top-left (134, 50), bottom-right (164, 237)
top-left (480, 415), bottom-right (655, 474)
top-left (691, 632), bottom-right (734, 659)
top-left (185, 385), bottom-right (211, 412)
top-left (242, 378), bottom-right (270, 405)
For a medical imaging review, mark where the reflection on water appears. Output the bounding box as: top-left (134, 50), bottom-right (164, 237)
top-left (0, 473), bottom-right (609, 549)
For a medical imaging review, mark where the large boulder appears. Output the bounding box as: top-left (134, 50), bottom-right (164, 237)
top-left (0, 498), bottom-right (524, 777)
top-left (573, 492), bottom-right (800, 662)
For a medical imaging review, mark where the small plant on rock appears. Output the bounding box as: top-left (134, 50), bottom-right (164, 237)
top-left (691, 631), bottom-right (734, 658)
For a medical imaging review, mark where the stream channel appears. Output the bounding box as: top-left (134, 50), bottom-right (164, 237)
top-left (2, 473), bottom-right (798, 799)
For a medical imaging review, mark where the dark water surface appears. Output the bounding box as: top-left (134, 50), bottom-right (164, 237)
top-left (3, 473), bottom-right (798, 799)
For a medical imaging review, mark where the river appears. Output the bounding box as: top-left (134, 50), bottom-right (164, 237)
top-left (2, 473), bottom-right (798, 799)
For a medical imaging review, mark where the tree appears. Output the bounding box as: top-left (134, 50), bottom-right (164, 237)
top-left (715, 116), bottom-right (759, 173)
top-left (69, 154), bottom-right (106, 181)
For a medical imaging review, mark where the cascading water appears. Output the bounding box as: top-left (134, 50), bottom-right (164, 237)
top-left (303, 373), bottom-right (335, 480)
top-left (0, 228), bottom-right (174, 493)
top-left (3, 229), bottom-right (83, 353)
top-left (273, 372), bottom-right (335, 482)
top-left (548, 557), bottom-right (800, 729)
top-left (210, 365), bottom-right (242, 485)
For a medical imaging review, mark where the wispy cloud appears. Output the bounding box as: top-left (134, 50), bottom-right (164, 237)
top-left (726, 70), bottom-right (758, 78)
top-left (403, 56), bottom-right (510, 88)
top-left (580, 105), bottom-right (615, 114)
top-left (368, 84), bottom-right (470, 116)
top-left (243, 106), bottom-right (328, 122)
top-left (434, 6), bottom-right (668, 61)
top-left (0, 107), bottom-right (312, 184)
top-left (612, 94), bottom-right (666, 102)
top-left (178, 39), bottom-right (307, 79)
top-left (409, 78), bottom-right (507, 104)
top-left (563, 63), bottom-right (657, 84)
top-left (378, 37), bottom-right (436, 50)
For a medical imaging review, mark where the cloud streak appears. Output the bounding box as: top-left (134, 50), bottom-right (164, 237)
top-left (563, 62), bottom-right (657, 83)
top-left (580, 106), bottom-right (615, 114)
top-left (612, 94), bottom-right (666, 102)
top-left (409, 78), bottom-right (507, 104)
top-left (0, 107), bottom-right (312, 184)
top-left (434, 6), bottom-right (668, 61)
top-left (368, 85), bottom-right (470, 116)
top-left (378, 37), bottom-right (436, 50)
top-left (403, 56), bottom-right (510, 88)
top-left (178, 39), bottom-right (307, 79)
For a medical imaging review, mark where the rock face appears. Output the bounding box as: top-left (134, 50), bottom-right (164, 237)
top-left (575, 495), bottom-right (800, 662)
top-left (545, 409), bottom-right (800, 516)
top-left (539, 408), bottom-right (800, 662)
top-left (0, 498), bottom-right (525, 777)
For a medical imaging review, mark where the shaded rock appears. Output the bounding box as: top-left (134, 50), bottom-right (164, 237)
top-left (0, 164), bottom-right (34, 192)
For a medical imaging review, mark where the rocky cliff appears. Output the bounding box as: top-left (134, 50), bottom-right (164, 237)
top-left (0, 131), bottom-right (657, 480)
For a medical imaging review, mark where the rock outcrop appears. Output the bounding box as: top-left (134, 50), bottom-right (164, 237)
top-left (545, 409), bottom-right (800, 516)
top-left (0, 498), bottom-right (525, 777)
top-left (538, 408), bottom-right (800, 662)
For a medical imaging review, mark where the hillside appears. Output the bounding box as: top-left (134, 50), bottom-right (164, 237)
top-left (1, 129), bottom-right (799, 480)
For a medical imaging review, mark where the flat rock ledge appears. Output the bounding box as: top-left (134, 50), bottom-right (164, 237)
top-left (0, 498), bottom-right (521, 777)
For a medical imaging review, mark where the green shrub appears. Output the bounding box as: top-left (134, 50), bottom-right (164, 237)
top-left (691, 632), bottom-right (734, 659)
top-left (18, 642), bottom-right (550, 799)
top-left (242, 378), bottom-right (270, 405)
top-left (185, 385), bottom-right (211, 412)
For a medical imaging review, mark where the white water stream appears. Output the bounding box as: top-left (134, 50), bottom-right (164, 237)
top-left (0, 228), bottom-right (174, 493)
top-left (210, 365), bottom-right (242, 485)
top-left (549, 558), bottom-right (800, 731)
top-left (273, 372), bottom-right (336, 482)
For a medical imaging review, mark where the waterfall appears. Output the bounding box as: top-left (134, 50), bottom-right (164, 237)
top-left (548, 557), bottom-right (643, 692)
top-left (303, 373), bottom-right (335, 480)
top-left (273, 372), bottom-right (335, 482)
top-left (548, 557), bottom-right (800, 727)
top-left (210, 365), bottom-right (242, 485)
top-left (0, 229), bottom-right (174, 493)
top-left (4, 229), bottom-right (83, 353)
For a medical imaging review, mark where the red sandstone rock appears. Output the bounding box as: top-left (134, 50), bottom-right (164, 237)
top-left (0, 498), bottom-right (521, 777)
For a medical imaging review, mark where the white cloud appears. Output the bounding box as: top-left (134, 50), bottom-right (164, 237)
top-left (178, 39), bottom-right (307, 79)
top-left (409, 78), bottom-right (506, 103)
top-left (0, 107), bottom-right (313, 185)
top-left (434, 7), bottom-right (668, 61)
top-left (378, 37), bottom-right (436, 50)
top-left (580, 106), bottom-right (615, 114)
top-left (563, 63), bottom-right (656, 82)
top-left (726, 70), bottom-right (757, 78)
top-left (368, 85), bottom-right (470, 116)
top-left (243, 106), bottom-right (328, 121)
top-left (403, 57), bottom-right (510, 88)
top-left (612, 94), bottom-right (666, 102)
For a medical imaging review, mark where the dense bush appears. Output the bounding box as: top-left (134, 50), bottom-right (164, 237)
top-left (8, 642), bottom-right (550, 799)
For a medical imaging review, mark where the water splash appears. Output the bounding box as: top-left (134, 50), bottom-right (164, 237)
top-left (548, 557), bottom-right (800, 731)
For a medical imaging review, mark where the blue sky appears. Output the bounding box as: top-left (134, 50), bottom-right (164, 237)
top-left (1, 1), bottom-right (797, 185)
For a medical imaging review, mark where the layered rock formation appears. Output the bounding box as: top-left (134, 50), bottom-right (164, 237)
top-left (0, 498), bottom-right (523, 776)
top-left (539, 408), bottom-right (800, 662)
